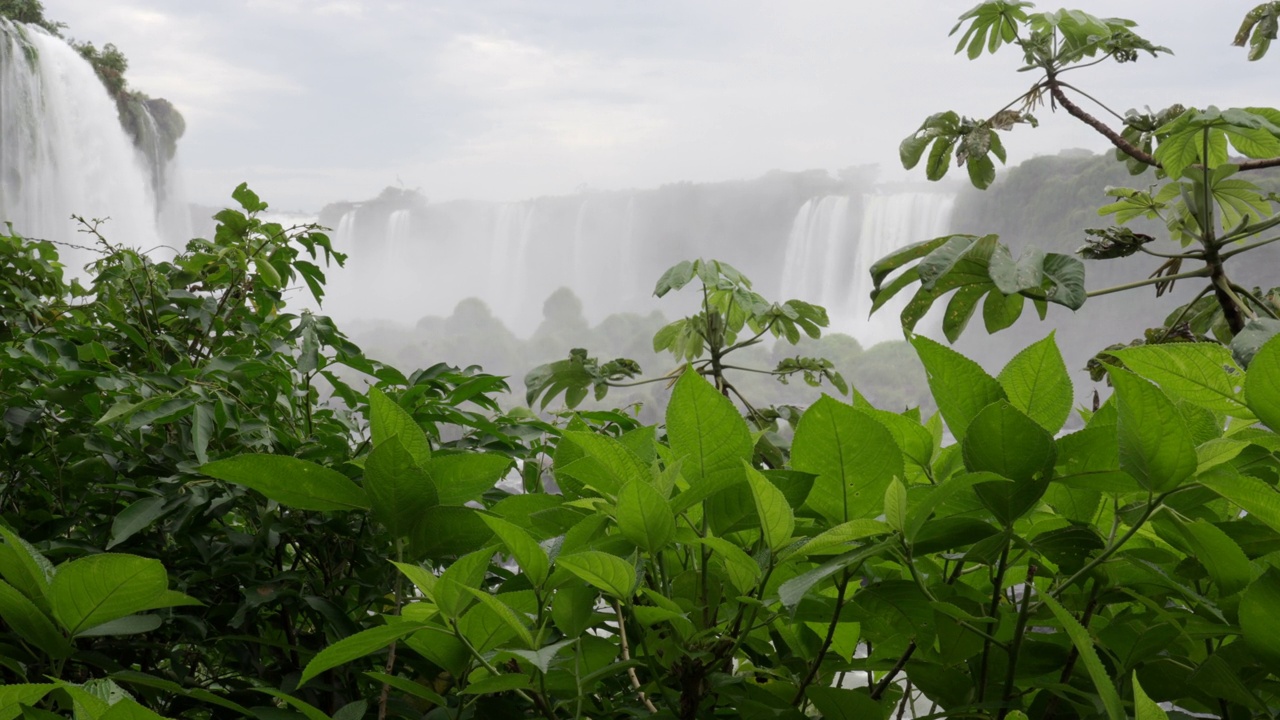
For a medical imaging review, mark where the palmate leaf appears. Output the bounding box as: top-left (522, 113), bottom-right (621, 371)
top-left (950, 1), bottom-right (1032, 59)
top-left (1235, 4), bottom-right (1280, 61)
top-left (870, 233), bottom-right (1085, 340)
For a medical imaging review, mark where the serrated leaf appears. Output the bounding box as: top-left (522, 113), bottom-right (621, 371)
top-left (368, 387), bottom-right (432, 466)
top-left (744, 463), bottom-right (795, 550)
top-left (1245, 333), bottom-right (1280, 431)
top-left (1041, 593), bottom-right (1125, 720)
top-left (911, 335), bottom-right (1007, 440)
top-left (792, 396), bottom-right (903, 523)
top-left (1110, 369), bottom-right (1197, 493)
top-left (615, 480), bottom-right (675, 554)
top-left (480, 515), bottom-right (549, 587)
top-left (365, 436), bottom-right (438, 538)
top-left (998, 333), bottom-right (1073, 433)
top-left (1110, 343), bottom-right (1249, 417)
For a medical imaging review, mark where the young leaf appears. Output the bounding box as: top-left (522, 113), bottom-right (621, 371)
top-left (1133, 674), bottom-right (1169, 720)
top-left (390, 561), bottom-right (437, 601)
top-left (201, 454), bottom-right (370, 512)
top-left (615, 480), bottom-right (676, 554)
top-left (885, 478), bottom-right (907, 533)
top-left (435, 547), bottom-right (495, 620)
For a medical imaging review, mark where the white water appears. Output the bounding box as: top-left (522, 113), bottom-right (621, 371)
top-left (489, 201), bottom-right (537, 322)
top-left (0, 20), bottom-right (179, 270)
top-left (779, 192), bottom-right (956, 346)
top-left (387, 209), bottom-right (411, 259)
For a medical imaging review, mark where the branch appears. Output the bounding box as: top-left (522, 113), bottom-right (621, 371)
top-left (614, 599), bottom-right (659, 713)
top-left (1047, 81), bottom-right (1159, 168)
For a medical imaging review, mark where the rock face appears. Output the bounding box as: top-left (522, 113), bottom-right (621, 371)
top-left (0, 18), bottom-right (188, 265)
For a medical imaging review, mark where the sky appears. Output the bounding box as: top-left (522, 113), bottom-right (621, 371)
top-left (41, 0), bottom-right (1274, 211)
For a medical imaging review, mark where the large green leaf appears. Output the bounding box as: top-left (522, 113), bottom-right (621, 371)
top-left (1041, 593), bottom-right (1126, 720)
top-left (0, 527), bottom-right (53, 608)
top-left (430, 454), bottom-right (515, 506)
top-left (615, 480), bottom-right (675, 554)
top-left (460, 587), bottom-right (535, 649)
top-left (201, 454), bottom-right (370, 512)
top-left (1198, 465), bottom-right (1280, 535)
top-left (49, 554), bottom-right (168, 636)
top-left (1159, 517), bottom-right (1252, 596)
top-left (364, 436), bottom-right (438, 538)
top-left (911, 335), bottom-right (1006, 440)
top-left (997, 333), bottom-right (1073, 433)
top-left (1245, 333), bottom-right (1280, 431)
top-left (410, 506), bottom-right (495, 560)
top-left (0, 580), bottom-right (69, 658)
top-left (556, 552), bottom-right (636, 599)
top-left (561, 432), bottom-right (650, 496)
top-left (666, 368), bottom-right (752, 492)
top-left (368, 386), bottom-right (432, 466)
top-left (299, 621), bottom-right (428, 686)
top-left (792, 396), bottom-right (903, 522)
top-left (962, 401), bottom-right (1056, 524)
top-left (1240, 568), bottom-right (1280, 671)
top-left (1110, 369), bottom-right (1197, 493)
top-left (744, 463), bottom-right (795, 551)
top-left (1110, 343), bottom-right (1250, 416)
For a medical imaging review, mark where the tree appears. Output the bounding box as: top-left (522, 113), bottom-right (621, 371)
top-left (873, 1), bottom-right (1280, 364)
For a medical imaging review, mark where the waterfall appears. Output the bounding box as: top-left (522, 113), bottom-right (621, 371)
top-left (0, 19), bottom-right (173, 269)
top-left (489, 202), bottom-right (537, 322)
top-left (778, 192), bottom-right (955, 346)
top-left (387, 209), bottom-right (411, 259)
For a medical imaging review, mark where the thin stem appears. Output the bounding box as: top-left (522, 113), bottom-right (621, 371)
top-left (1154, 284), bottom-right (1213, 343)
top-left (1054, 80), bottom-right (1126, 122)
top-left (1135, 244), bottom-right (1201, 260)
top-left (869, 642), bottom-right (915, 700)
top-left (976, 543), bottom-right (1012, 704)
top-left (1048, 492), bottom-right (1165, 600)
top-left (613, 599), bottom-right (659, 713)
top-left (998, 566), bottom-right (1038, 719)
top-left (791, 571), bottom-right (852, 704)
top-left (1220, 233), bottom-right (1280, 260)
top-left (1085, 268), bottom-right (1210, 298)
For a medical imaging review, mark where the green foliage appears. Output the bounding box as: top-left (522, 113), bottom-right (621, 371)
top-left (880, 1), bottom-right (1280, 355)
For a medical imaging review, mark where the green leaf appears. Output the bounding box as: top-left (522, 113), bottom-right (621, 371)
top-left (1041, 593), bottom-right (1126, 720)
top-left (1110, 369), bottom-right (1197, 493)
top-left (50, 554), bottom-right (168, 636)
top-left (0, 580), bottom-right (69, 658)
top-left (788, 517), bottom-right (890, 558)
top-left (368, 387), bottom-right (432, 466)
top-left (75, 614), bottom-right (162, 637)
top-left (666, 367), bottom-right (752, 491)
top-left (106, 497), bottom-right (168, 550)
top-left (615, 480), bottom-right (676, 554)
top-left (1133, 674), bottom-right (1169, 720)
top-left (744, 463), bottom-right (795, 551)
top-left (480, 515), bottom-right (549, 587)
top-left (698, 537), bottom-right (761, 593)
top-left (1199, 464), bottom-right (1280, 535)
top-left (870, 235), bottom-right (954, 289)
top-left (562, 431), bottom-right (650, 496)
top-left (998, 333), bottom-right (1073, 433)
top-left (1162, 517), bottom-right (1252, 596)
top-left (365, 436), bottom-right (438, 538)
top-left (1110, 343), bottom-right (1249, 416)
top-left (911, 335), bottom-right (1007, 440)
top-left (460, 588), bottom-right (535, 649)
top-left (506, 639), bottom-right (576, 673)
top-left (363, 672), bottom-right (447, 708)
top-left (0, 527), bottom-right (53, 607)
top-left (556, 552), bottom-right (635, 599)
top-left (884, 479), bottom-right (907, 533)
top-left (792, 396), bottom-right (903, 523)
top-left (390, 561), bottom-right (437, 600)
top-left (1231, 318), bottom-right (1280, 368)
top-left (257, 689), bottom-right (332, 720)
top-left (1245, 333), bottom-right (1280, 431)
top-left (201, 454), bottom-right (370, 512)
top-left (805, 687), bottom-right (886, 720)
top-left (962, 401), bottom-right (1056, 481)
top-left (435, 546), bottom-right (494, 620)
top-left (778, 540), bottom-right (894, 608)
top-left (1240, 568), bottom-right (1280, 670)
top-left (429, 453), bottom-right (513, 507)
top-left (411, 506), bottom-right (495, 560)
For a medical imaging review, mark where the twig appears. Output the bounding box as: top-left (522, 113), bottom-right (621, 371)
top-left (613, 599), bottom-right (658, 713)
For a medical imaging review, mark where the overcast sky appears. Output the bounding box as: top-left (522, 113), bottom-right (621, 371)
top-left (41, 1), bottom-right (1272, 211)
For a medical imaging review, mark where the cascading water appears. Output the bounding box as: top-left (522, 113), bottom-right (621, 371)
top-left (0, 19), bottom-right (175, 269)
top-left (778, 191), bottom-right (956, 346)
top-left (386, 209), bottom-right (411, 259)
top-left (489, 201), bottom-right (537, 323)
